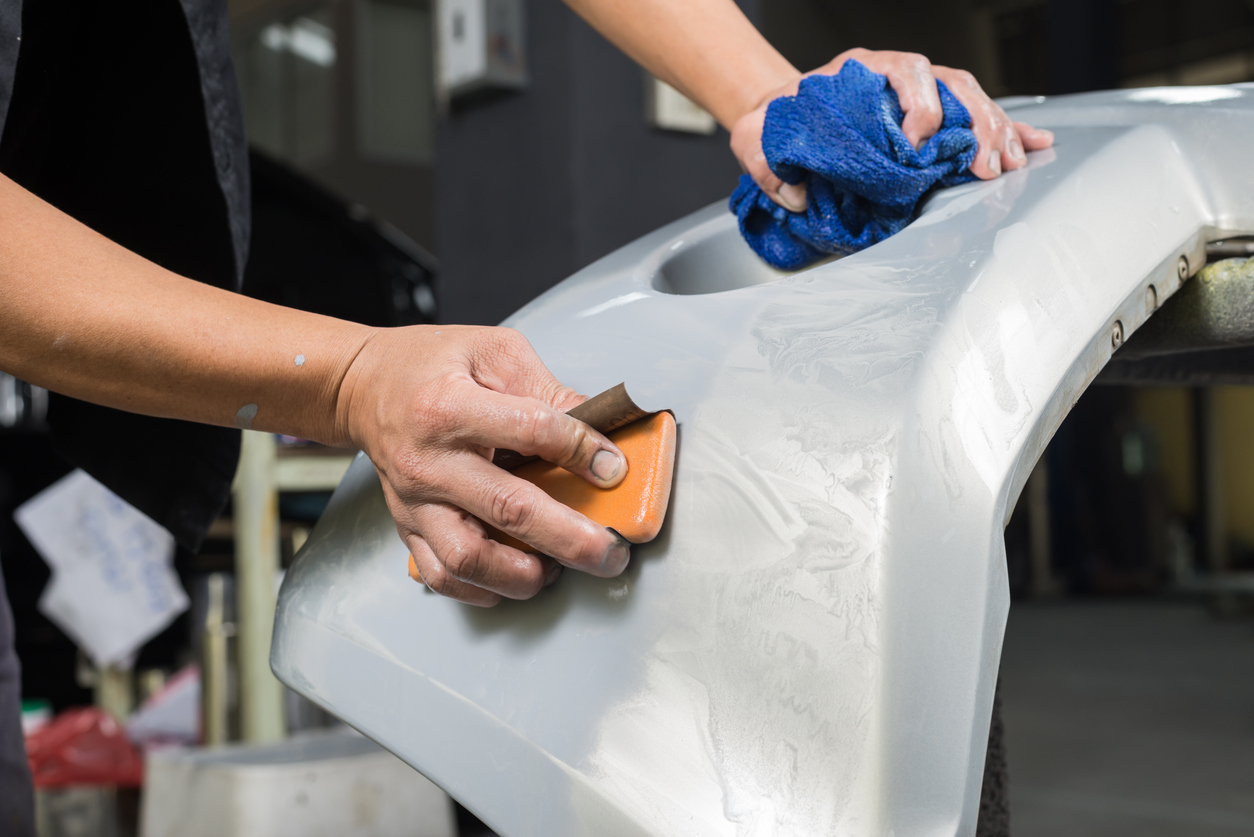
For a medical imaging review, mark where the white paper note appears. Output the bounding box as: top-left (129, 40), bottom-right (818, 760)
top-left (15, 470), bottom-right (187, 668)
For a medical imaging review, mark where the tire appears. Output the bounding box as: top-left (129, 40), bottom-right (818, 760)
top-left (975, 679), bottom-right (1009, 837)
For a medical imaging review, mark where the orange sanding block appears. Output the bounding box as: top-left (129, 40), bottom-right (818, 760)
top-left (487, 408), bottom-right (676, 551)
top-left (408, 385), bottom-right (676, 578)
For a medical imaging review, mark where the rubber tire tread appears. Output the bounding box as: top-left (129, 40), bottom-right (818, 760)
top-left (975, 678), bottom-right (1010, 837)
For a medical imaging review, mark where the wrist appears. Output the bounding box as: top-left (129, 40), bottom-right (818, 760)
top-left (733, 47), bottom-right (868, 124)
top-left (720, 68), bottom-right (801, 132)
top-left (746, 71), bottom-right (802, 119)
top-left (327, 325), bottom-right (384, 453)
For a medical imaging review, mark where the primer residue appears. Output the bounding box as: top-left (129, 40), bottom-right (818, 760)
top-left (234, 403), bottom-right (258, 430)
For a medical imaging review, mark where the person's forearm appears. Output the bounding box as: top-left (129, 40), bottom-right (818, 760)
top-left (0, 174), bottom-right (375, 446)
top-left (563, 0), bottom-right (797, 129)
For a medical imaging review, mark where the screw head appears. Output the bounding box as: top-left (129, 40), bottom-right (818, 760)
top-left (1111, 320), bottom-right (1125, 349)
top-left (1177, 255), bottom-right (1189, 280)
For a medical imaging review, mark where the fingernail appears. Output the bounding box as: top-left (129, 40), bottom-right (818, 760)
top-left (591, 449), bottom-right (622, 482)
top-left (1037, 128), bottom-right (1054, 144)
top-left (1008, 139), bottom-right (1025, 163)
top-left (601, 530), bottom-right (631, 576)
top-left (777, 182), bottom-right (807, 212)
top-left (988, 149), bottom-right (1002, 176)
top-left (545, 561), bottom-right (563, 586)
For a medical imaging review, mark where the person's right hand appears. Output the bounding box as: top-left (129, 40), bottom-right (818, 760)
top-left (335, 324), bottom-right (632, 606)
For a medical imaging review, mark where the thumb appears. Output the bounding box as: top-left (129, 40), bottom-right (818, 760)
top-left (731, 108), bottom-right (808, 213)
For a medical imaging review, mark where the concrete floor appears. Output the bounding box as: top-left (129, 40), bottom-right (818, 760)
top-left (1000, 599), bottom-right (1254, 837)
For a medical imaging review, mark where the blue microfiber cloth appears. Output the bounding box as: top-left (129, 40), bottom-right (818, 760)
top-left (730, 59), bottom-right (979, 270)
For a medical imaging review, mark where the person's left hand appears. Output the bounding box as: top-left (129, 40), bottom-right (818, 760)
top-left (730, 48), bottom-right (1055, 212)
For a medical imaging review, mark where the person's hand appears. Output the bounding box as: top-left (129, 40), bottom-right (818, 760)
top-left (729, 48), bottom-right (1055, 212)
top-left (336, 324), bottom-right (632, 606)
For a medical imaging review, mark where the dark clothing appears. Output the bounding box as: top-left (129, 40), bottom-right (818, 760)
top-left (0, 0), bottom-right (249, 552)
top-left (0, 565), bottom-right (34, 837)
top-left (0, 2), bottom-right (250, 830)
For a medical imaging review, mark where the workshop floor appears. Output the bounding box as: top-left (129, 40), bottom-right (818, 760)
top-left (1001, 599), bottom-right (1254, 837)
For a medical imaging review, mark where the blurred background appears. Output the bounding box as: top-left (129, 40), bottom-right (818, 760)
top-left (4, 0), bottom-right (1254, 834)
top-left (229, 0), bottom-right (1254, 324)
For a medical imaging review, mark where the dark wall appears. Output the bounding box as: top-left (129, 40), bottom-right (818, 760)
top-left (1047, 0), bottom-right (1118, 94)
top-left (759, 0), bottom-right (992, 82)
top-left (434, 0), bottom-right (749, 326)
top-left (309, 157), bottom-right (436, 253)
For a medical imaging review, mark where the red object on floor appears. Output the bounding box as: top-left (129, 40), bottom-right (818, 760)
top-left (25, 707), bottom-right (144, 788)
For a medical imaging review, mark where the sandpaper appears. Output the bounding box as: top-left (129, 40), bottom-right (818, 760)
top-left (491, 383), bottom-right (651, 471)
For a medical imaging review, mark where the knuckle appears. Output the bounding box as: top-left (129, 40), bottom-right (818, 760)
top-left (391, 453), bottom-right (438, 497)
top-left (443, 539), bottom-right (486, 583)
top-left (492, 327), bottom-right (531, 360)
top-left (972, 103), bottom-right (999, 130)
top-left (560, 421), bottom-right (591, 463)
top-left (421, 565), bottom-right (453, 596)
top-left (490, 483), bottom-right (536, 531)
top-left (749, 157), bottom-right (777, 187)
top-left (983, 117), bottom-right (1008, 141)
top-left (951, 69), bottom-right (977, 88)
top-left (550, 385), bottom-right (584, 411)
top-left (422, 385), bottom-right (464, 435)
top-left (520, 405), bottom-right (557, 452)
top-left (475, 327), bottom-right (527, 371)
top-left (498, 326), bottom-right (527, 346)
top-left (522, 407), bottom-right (586, 462)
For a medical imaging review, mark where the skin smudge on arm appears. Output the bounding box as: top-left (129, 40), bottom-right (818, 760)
top-left (234, 403), bottom-right (258, 430)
